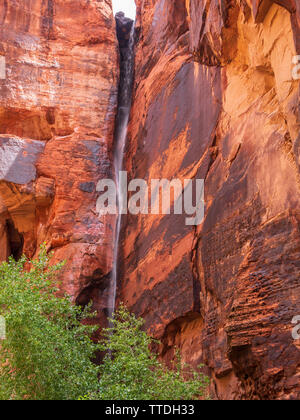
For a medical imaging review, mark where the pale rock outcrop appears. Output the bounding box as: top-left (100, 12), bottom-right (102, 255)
top-left (0, 0), bottom-right (119, 326)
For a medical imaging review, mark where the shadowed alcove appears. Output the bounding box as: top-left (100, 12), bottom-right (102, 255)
top-left (6, 219), bottom-right (24, 261)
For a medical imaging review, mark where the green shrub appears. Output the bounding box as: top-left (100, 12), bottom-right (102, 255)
top-left (81, 305), bottom-right (209, 400)
top-left (0, 246), bottom-right (100, 400)
top-left (0, 246), bottom-right (209, 401)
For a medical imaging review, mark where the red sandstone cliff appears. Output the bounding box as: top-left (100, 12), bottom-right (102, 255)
top-left (0, 0), bottom-right (300, 401)
top-left (0, 0), bottom-right (119, 326)
top-left (119, 0), bottom-right (300, 400)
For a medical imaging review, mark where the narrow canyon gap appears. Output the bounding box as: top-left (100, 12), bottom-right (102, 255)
top-left (109, 11), bottom-right (136, 319)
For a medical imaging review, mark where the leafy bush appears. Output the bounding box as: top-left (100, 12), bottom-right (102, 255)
top-left (81, 305), bottom-right (209, 400)
top-left (0, 246), bottom-right (100, 400)
top-left (0, 247), bottom-right (209, 401)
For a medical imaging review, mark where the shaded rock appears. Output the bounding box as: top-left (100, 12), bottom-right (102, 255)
top-left (115, 12), bottom-right (134, 49)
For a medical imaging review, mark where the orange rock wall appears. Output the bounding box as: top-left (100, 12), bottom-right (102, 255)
top-left (0, 0), bottom-right (119, 325)
top-left (119, 0), bottom-right (300, 399)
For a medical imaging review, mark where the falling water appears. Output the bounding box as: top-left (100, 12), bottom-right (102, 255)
top-left (109, 21), bottom-right (135, 319)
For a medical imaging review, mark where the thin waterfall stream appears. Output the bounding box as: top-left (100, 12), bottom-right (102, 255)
top-left (109, 16), bottom-right (135, 319)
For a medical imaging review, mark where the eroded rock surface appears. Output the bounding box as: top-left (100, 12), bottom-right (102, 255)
top-left (119, 0), bottom-right (300, 400)
top-left (0, 0), bottom-right (119, 325)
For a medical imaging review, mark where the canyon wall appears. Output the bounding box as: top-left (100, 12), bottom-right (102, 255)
top-left (0, 0), bottom-right (119, 325)
top-left (1, 0), bottom-right (299, 400)
top-left (119, 0), bottom-right (300, 399)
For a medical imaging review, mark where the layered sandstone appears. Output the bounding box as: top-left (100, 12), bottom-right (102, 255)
top-left (1, 0), bottom-right (299, 401)
top-left (119, 0), bottom-right (300, 400)
top-left (0, 0), bottom-right (119, 325)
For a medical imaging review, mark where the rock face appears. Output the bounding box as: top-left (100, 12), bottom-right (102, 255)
top-left (119, 0), bottom-right (300, 400)
top-left (1, 0), bottom-right (299, 401)
top-left (0, 0), bottom-right (119, 325)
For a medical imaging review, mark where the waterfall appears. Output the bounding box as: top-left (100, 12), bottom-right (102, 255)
top-left (109, 19), bottom-right (135, 320)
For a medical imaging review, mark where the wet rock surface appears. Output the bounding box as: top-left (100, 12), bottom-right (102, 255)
top-left (119, 0), bottom-right (300, 400)
top-left (115, 11), bottom-right (134, 49)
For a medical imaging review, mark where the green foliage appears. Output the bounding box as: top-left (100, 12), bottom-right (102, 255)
top-left (83, 304), bottom-right (209, 400)
top-left (0, 247), bottom-right (208, 401)
top-left (0, 245), bottom-right (100, 400)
